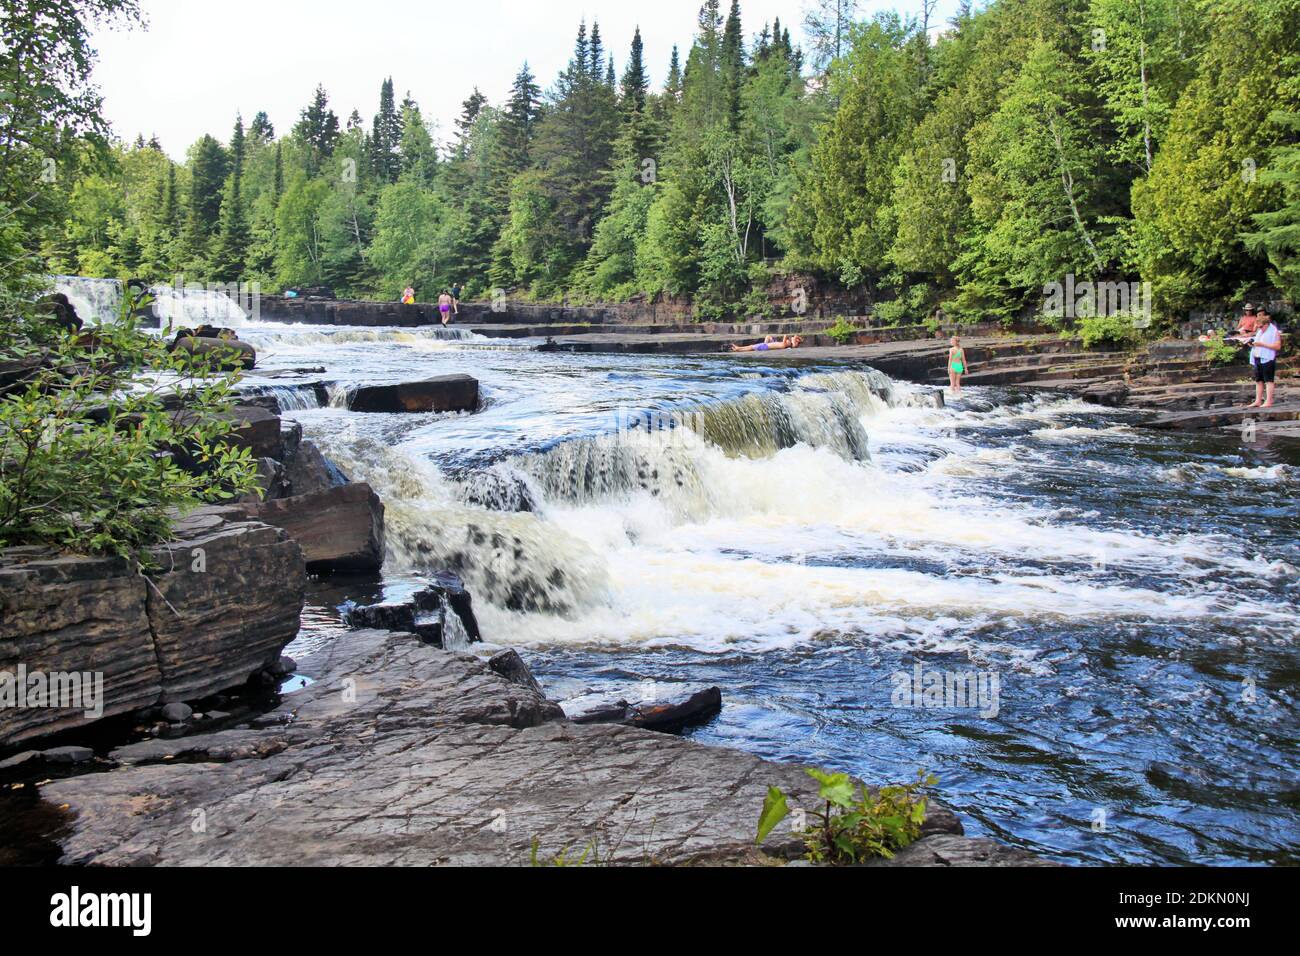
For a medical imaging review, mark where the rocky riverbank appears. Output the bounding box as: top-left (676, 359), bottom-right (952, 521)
top-left (28, 628), bottom-right (1050, 867)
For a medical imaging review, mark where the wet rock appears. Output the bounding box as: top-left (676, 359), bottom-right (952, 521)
top-left (0, 751), bottom-right (43, 772)
top-left (40, 293), bottom-right (83, 333)
top-left (1081, 380), bottom-right (1130, 407)
top-left (272, 656), bottom-right (297, 677)
top-left (239, 457), bottom-right (288, 504)
top-left (282, 439), bottom-right (348, 498)
top-left (348, 374), bottom-right (479, 414)
top-left (160, 703), bottom-right (193, 724)
top-left (243, 482), bottom-right (385, 573)
top-left (343, 573), bottom-right (481, 648)
top-left (41, 746), bottom-right (94, 765)
top-left (488, 650), bottom-right (546, 697)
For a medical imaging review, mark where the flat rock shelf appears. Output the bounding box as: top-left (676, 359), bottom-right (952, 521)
top-left (40, 630), bottom-right (1049, 867)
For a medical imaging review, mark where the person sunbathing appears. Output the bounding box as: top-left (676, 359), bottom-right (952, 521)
top-left (731, 335), bottom-right (804, 353)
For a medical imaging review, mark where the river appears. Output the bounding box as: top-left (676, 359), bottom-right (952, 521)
top-left (218, 319), bottom-right (1300, 866)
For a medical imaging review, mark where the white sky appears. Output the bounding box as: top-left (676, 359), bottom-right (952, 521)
top-left (89, 0), bottom-right (963, 159)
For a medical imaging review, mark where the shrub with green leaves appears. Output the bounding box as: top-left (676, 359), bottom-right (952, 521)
top-left (1201, 330), bottom-right (1244, 366)
top-left (0, 287), bottom-right (258, 557)
top-left (825, 316), bottom-right (862, 345)
top-left (1076, 312), bottom-right (1144, 350)
top-left (756, 768), bottom-right (936, 864)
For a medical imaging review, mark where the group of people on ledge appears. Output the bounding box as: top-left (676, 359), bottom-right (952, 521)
top-left (1226, 304), bottom-right (1284, 409)
top-left (400, 283), bottom-right (463, 328)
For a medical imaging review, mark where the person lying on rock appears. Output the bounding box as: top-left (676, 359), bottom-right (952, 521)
top-left (731, 335), bottom-right (804, 353)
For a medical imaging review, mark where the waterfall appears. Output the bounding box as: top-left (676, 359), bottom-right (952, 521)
top-left (304, 369), bottom-right (901, 615)
top-left (52, 276), bottom-right (123, 325)
top-left (49, 276), bottom-right (249, 328)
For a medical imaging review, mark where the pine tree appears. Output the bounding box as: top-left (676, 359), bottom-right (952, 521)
top-left (501, 63), bottom-right (542, 173)
top-left (212, 115), bottom-right (251, 281)
top-left (249, 111), bottom-right (275, 144)
top-left (182, 134), bottom-right (229, 270)
top-left (370, 78), bottom-right (402, 182)
top-left (295, 84), bottom-right (340, 175)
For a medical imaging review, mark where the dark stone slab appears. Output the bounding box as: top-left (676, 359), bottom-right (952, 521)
top-left (348, 374), bottom-right (480, 414)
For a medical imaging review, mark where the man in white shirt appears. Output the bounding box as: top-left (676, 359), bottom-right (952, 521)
top-left (1246, 306), bottom-right (1283, 408)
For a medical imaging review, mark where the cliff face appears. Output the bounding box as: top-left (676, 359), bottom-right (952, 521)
top-left (0, 509), bottom-right (307, 747)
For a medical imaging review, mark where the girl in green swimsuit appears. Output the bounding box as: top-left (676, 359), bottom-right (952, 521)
top-left (948, 336), bottom-right (969, 395)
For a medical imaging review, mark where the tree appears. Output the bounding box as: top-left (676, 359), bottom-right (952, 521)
top-left (1241, 105), bottom-right (1300, 302)
top-left (211, 115), bottom-right (251, 281)
top-left (370, 77), bottom-right (402, 183)
top-left (294, 84), bottom-right (340, 176)
top-left (803, 0), bottom-right (858, 72)
top-left (181, 134), bottom-right (229, 271)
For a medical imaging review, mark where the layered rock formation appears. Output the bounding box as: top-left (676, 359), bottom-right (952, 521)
top-left (0, 509), bottom-right (306, 747)
top-left (39, 629), bottom-right (1048, 866)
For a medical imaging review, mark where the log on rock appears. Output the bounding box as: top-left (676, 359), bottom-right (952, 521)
top-left (348, 374), bottom-right (479, 414)
top-left (566, 686), bottom-right (723, 735)
top-left (170, 335), bottom-right (257, 371)
top-left (244, 482), bottom-right (385, 573)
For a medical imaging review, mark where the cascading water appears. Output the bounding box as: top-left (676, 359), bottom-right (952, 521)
top-left (258, 324), bottom-right (1295, 865)
top-left (50, 275), bottom-right (249, 328)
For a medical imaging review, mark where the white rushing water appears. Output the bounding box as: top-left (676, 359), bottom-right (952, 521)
top-left (298, 367), bottom-right (1291, 667)
top-left (51, 275), bottom-right (250, 328)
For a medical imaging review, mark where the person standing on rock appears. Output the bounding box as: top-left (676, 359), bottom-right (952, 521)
top-left (1246, 307), bottom-right (1282, 408)
top-left (438, 290), bottom-right (454, 327)
top-left (948, 336), bottom-right (970, 396)
top-left (451, 282), bottom-right (463, 316)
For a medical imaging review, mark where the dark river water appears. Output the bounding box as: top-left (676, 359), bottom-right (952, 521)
top-left (232, 321), bottom-right (1300, 867)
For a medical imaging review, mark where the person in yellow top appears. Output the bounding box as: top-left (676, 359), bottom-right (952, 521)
top-left (401, 286), bottom-right (416, 305)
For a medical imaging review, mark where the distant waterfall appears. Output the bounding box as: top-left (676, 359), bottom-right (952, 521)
top-left (50, 276), bottom-right (249, 328)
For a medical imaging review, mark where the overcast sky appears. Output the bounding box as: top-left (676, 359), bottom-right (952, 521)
top-left (89, 0), bottom-right (963, 159)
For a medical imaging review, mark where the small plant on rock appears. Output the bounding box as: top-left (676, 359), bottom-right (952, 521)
top-left (825, 316), bottom-right (862, 345)
top-left (1201, 330), bottom-right (1243, 366)
top-left (756, 768), bottom-right (936, 864)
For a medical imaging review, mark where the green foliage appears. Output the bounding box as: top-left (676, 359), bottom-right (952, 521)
top-left (824, 316), bottom-right (861, 344)
top-left (757, 769), bottom-right (936, 864)
top-left (1201, 330), bottom-right (1244, 366)
top-left (0, 282), bottom-right (257, 557)
top-left (1076, 312), bottom-right (1144, 349)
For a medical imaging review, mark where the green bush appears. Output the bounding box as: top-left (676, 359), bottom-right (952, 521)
top-left (1076, 312), bottom-right (1144, 349)
top-left (825, 316), bottom-right (862, 345)
top-left (1202, 330), bottom-right (1244, 366)
top-left (0, 286), bottom-right (258, 558)
top-left (756, 768), bottom-right (936, 864)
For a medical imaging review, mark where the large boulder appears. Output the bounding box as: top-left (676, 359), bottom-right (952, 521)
top-left (282, 438), bottom-right (348, 498)
top-left (0, 510), bottom-right (306, 747)
top-left (243, 482), bottom-right (385, 573)
top-left (348, 374), bottom-right (479, 414)
top-left (171, 334), bottom-right (257, 371)
top-left (144, 509), bottom-right (306, 703)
